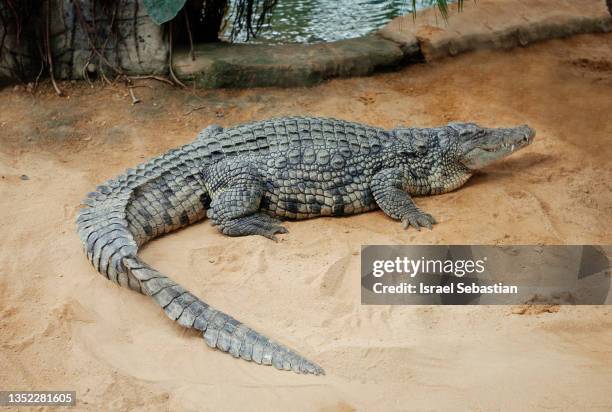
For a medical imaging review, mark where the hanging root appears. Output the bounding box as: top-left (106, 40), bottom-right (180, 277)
top-left (230, 0), bottom-right (278, 41)
top-left (1, 0), bottom-right (285, 89)
top-left (168, 21), bottom-right (187, 88)
top-left (45, 0), bottom-right (62, 96)
top-left (183, 9), bottom-right (195, 61)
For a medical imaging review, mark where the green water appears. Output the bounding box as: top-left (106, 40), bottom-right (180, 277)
top-left (224, 0), bottom-right (445, 44)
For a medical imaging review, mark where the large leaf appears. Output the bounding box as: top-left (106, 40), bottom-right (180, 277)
top-left (142, 0), bottom-right (188, 25)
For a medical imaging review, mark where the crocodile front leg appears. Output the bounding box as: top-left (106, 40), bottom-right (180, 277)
top-left (205, 158), bottom-right (288, 240)
top-left (370, 168), bottom-right (437, 231)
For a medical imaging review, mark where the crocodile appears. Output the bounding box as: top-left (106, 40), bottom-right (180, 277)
top-left (76, 116), bottom-right (535, 375)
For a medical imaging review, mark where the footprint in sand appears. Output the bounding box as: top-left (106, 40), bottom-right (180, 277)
top-left (188, 245), bottom-right (250, 284)
top-left (319, 255), bottom-right (351, 297)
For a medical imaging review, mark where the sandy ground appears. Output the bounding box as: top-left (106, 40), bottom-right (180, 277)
top-left (1, 33), bottom-right (611, 411)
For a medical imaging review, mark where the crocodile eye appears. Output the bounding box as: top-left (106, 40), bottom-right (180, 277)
top-left (413, 140), bottom-right (427, 153)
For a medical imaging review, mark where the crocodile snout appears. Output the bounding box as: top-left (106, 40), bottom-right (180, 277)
top-left (518, 125), bottom-right (536, 144)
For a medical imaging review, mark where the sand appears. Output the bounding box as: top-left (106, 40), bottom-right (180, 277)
top-left (0, 33), bottom-right (611, 411)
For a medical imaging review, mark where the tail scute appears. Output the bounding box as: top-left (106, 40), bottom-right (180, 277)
top-left (123, 256), bottom-right (324, 375)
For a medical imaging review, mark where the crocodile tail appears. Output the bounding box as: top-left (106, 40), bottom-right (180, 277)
top-left (76, 144), bottom-right (195, 289)
top-left (122, 256), bottom-right (325, 375)
top-left (76, 185), bottom-right (141, 290)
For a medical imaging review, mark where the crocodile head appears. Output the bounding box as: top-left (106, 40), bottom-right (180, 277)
top-left (448, 122), bottom-right (536, 170)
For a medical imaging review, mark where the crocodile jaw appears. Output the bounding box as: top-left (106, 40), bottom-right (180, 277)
top-left (459, 125), bottom-right (535, 170)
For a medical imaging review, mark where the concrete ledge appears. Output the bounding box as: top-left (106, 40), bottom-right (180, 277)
top-left (173, 0), bottom-right (611, 88)
top-left (174, 35), bottom-right (406, 88)
top-left (378, 0), bottom-right (612, 61)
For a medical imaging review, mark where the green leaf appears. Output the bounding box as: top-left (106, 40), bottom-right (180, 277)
top-left (408, 0), bottom-right (465, 21)
top-left (142, 0), bottom-right (188, 25)
top-left (437, 0), bottom-right (449, 19)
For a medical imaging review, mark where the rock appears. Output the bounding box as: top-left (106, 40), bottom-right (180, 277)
top-left (50, 0), bottom-right (168, 80)
top-left (0, 1), bottom-right (41, 85)
top-left (378, 0), bottom-right (612, 62)
top-left (173, 35), bottom-right (404, 88)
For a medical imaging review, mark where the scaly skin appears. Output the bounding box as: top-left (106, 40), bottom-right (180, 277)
top-left (76, 116), bottom-right (535, 375)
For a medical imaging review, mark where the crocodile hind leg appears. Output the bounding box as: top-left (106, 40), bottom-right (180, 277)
top-left (217, 213), bottom-right (288, 240)
top-left (205, 158), bottom-right (288, 240)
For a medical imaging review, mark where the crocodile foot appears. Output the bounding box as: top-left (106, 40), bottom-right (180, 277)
top-left (219, 213), bottom-right (288, 241)
top-left (402, 211), bottom-right (437, 231)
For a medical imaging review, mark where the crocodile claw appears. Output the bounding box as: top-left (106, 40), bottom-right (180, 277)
top-left (402, 212), bottom-right (437, 231)
top-left (262, 225), bottom-right (289, 242)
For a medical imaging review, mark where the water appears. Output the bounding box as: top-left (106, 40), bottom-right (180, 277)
top-left (223, 0), bottom-right (442, 44)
